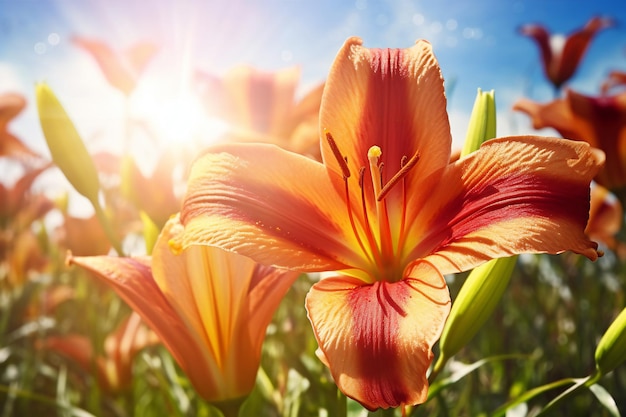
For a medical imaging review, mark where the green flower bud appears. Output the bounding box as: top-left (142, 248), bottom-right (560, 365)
top-left (36, 83), bottom-right (101, 206)
top-left (432, 89), bottom-right (514, 379)
top-left (595, 307), bottom-right (626, 375)
top-left (461, 88), bottom-right (496, 157)
top-left (439, 256), bottom-right (517, 361)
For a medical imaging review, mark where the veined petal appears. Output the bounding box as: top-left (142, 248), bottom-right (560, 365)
top-left (156, 215), bottom-right (299, 400)
top-left (305, 261), bottom-right (450, 410)
top-left (409, 136), bottom-right (603, 275)
top-left (181, 143), bottom-right (367, 274)
top-left (66, 255), bottom-right (220, 400)
top-left (154, 215), bottom-right (260, 399)
top-left (320, 37), bottom-right (451, 188)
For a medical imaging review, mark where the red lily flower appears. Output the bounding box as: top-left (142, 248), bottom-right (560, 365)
top-left (195, 66), bottom-right (324, 158)
top-left (179, 37), bottom-right (602, 409)
top-left (41, 312), bottom-right (159, 392)
top-left (72, 37), bottom-right (159, 96)
top-left (519, 16), bottom-right (614, 90)
top-left (68, 214), bottom-right (299, 405)
top-left (514, 90), bottom-right (626, 190)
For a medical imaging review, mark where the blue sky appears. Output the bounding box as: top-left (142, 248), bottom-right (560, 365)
top-left (1, 0), bottom-right (625, 159)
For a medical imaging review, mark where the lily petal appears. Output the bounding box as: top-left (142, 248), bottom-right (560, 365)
top-left (181, 143), bottom-right (366, 274)
top-left (410, 136), bottom-right (602, 274)
top-left (320, 37), bottom-right (450, 186)
top-left (305, 260), bottom-right (450, 409)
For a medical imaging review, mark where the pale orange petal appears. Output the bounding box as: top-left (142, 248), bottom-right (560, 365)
top-left (409, 136), bottom-right (602, 274)
top-left (320, 37), bottom-right (451, 189)
top-left (181, 143), bottom-right (366, 273)
top-left (66, 255), bottom-right (220, 400)
top-left (306, 261), bottom-right (450, 409)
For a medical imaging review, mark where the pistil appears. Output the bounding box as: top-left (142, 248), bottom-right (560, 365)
top-left (368, 146), bottom-right (394, 275)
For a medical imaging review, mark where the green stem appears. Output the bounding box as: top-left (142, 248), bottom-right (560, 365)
top-left (93, 204), bottom-right (125, 256)
top-left (429, 354), bottom-right (447, 385)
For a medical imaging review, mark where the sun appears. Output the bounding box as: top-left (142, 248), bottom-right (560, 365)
top-left (129, 83), bottom-right (229, 150)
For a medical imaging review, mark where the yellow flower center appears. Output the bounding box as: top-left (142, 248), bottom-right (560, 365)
top-left (326, 131), bottom-right (420, 283)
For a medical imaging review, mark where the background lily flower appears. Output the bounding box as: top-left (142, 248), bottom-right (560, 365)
top-left (180, 37), bottom-right (603, 409)
top-left (601, 70), bottom-right (626, 95)
top-left (0, 93), bottom-right (42, 162)
top-left (72, 37), bottom-right (159, 96)
top-left (40, 312), bottom-right (159, 393)
top-left (68, 214), bottom-right (299, 407)
top-left (586, 184), bottom-right (623, 251)
top-left (519, 16), bottom-right (614, 91)
top-left (120, 151), bottom-right (183, 228)
top-left (194, 66), bottom-right (324, 159)
top-left (514, 90), bottom-right (626, 192)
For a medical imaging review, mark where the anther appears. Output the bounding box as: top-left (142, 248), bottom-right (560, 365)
top-left (325, 130), bottom-right (351, 179)
top-left (358, 166), bottom-right (366, 189)
top-left (378, 151), bottom-right (420, 201)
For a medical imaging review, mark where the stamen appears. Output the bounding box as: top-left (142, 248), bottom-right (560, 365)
top-left (377, 151), bottom-right (420, 201)
top-left (343, 173), bottom-right (372, 264)
top-left (358, 165), bottom-right (382, 266)
top-left (325, 130), bottom-right (351, 179)
top-left (358, 166), bottom-right (366, 189)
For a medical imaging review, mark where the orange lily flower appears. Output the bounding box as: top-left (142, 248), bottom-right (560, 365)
top-left (514, 90), bottom-right (626, 191)
top-left (519, 16), bottom-right (614, 91)
top-left (179, 37), bottom-right (603, 409)
top-left (0, 93), bottom-right (41, 162)
top-left (195, 66), bottom-right (324, 158)
top-left (68, 214), bottom-right (299, 406)
top-left (41, 312), bottom-right (160, 392)
top-left (72, 37), bottom-right (158, 96)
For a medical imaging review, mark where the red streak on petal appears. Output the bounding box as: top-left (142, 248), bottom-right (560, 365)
top-left (347, 281), bottom-right (411, 409)
top-left (357, 48), bottom-right (418, 188)
top-left (430, 172), bottom-right (590, 252)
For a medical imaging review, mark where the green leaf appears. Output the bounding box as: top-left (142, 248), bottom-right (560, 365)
top-left (588, 384), bottom-right (621, 417)
top-left (428, 354), bottom-right (527, 401)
